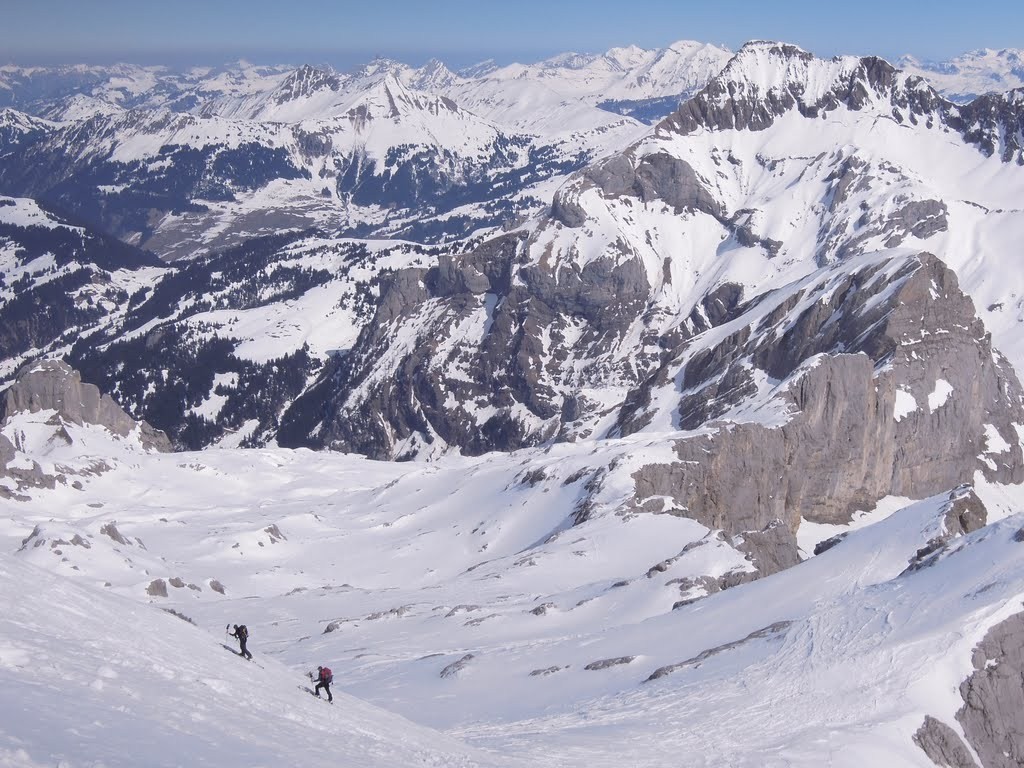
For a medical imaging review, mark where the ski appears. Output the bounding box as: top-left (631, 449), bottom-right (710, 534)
top-left (299, 684), bottom-right (332, 703)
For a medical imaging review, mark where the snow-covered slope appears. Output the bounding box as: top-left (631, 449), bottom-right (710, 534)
top-left (2, 401), bottom-right (1024, 766)
top-left (0, 550), bottom-right (506, 768)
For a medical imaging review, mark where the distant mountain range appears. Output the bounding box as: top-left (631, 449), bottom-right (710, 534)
top-left (0, 38), bottom-right (1020, 460)
top-left (898, 47), bottom-right (1024, 103)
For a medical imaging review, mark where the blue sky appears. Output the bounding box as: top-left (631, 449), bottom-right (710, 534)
top-left (3, 0), bottom-right (1021, 67)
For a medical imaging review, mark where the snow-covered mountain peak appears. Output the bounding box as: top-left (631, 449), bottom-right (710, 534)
top-left (666, 39), bottom-right (724, 55)
top-left (409, 58), bottom-right (461, 91)
top-left (39, 92), bottom-right (126, 121)
top-left (352, 56), bottom-right (410, 82)
top-left (348, 74), bottom-right (461, 123)
top-left (0, 107), bottom-right (54, 132)
top-left (272, 64), bottom-right (341, 105)
top-left (458, 58), bottom-right (498, 78)
top-left (717, 40), bottom-right (864, 96)
top-left (603, 44), bottom-right (649, 69)
top-left (542, 51), bottom-right (598, 71)
top-left (660, 42), bottom-right (956, 139)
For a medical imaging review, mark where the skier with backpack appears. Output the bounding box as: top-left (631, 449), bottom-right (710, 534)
top-left (228, 624), bottom-right (253, 660)
top-left (311, 665), bottom-right (333, 703)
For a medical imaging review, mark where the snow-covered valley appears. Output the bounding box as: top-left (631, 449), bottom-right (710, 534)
top-left (2, 403), bottom-right (1024, 766)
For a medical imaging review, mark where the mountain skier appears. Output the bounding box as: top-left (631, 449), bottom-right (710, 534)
top-left (228, 623), bottom-right (253, 660)
top-left (312, 665), bottom-right (333, 703)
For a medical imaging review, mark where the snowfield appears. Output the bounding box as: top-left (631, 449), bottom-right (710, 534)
top-left (2, 411), bottom-right (1024, 766)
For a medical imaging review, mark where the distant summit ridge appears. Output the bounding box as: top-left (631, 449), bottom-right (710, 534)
top-left (665, 41), bottom-right (1024, 163)
top-left (272, 64), bottom-right (341, 104)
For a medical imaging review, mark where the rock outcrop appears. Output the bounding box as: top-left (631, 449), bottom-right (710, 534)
top-left (552, 151), bottom-right (722, 228)
top-left (628, 255), bottom-right (1023, 552)
top-left (0, 360), bottom-right (172, 496)
top-left (957, 612), bottom-right (1024, 766)
top-left (0, 359), bottom-right (172, 453)
top-left (913, 716), bottom-right (979, 768)
top-left (916, 610), bottom-right (1024, 767)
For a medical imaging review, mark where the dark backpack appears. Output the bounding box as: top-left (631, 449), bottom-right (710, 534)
top-left (322, 667), bottom-right (333, 684)
top-left (237, 625), bottom-right (248, 640)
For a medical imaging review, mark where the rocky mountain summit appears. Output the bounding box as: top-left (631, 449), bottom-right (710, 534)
top-left (665, 42), bottom-right (1024, 163)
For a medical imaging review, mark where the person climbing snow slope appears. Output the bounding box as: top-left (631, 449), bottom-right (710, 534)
top-left (228, 623), bottom-right (252, 660)
top-left (312, 665), bottom-right (333, 703)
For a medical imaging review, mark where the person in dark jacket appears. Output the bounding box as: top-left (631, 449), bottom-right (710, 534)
top-left (229, 624), bottom-right (252, 660)
top-left (313, 665), bottom-right (333, 703)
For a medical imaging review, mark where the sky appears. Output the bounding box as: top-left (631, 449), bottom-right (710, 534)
top-left (2, 0), bottom-right (1021, 68)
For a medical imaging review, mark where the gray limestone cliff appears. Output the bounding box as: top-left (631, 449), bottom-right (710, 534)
top-left (0, 359), bottom-right (172, 453)
top-left (551, 151), bottom-right (722, 228)
top-left (916, 609), bottom-right (1024, 767)
top-left (628, 255), bottom-right (1024, 549)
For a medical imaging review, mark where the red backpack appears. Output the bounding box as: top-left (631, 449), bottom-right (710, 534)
top-left (321, 667), bottom-right (333, 684)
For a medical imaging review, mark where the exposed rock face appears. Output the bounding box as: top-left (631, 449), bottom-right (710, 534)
top-left (913, 716), bottom-right (979, 768)
top-left (903, 487), bottom-right (989, 574)
top-left (439, 653), bottom-right (475, 679)
top-left (0, 359), bottom-right (172, 453)
top-left (943, 488), bottom-right (989, 538)
top-left (0, 433), bottom-right (13, 466)
top-left (917, 610), bottom-right (1024, 767)
top-left (957, 611), bottom-right (1024, 766)
top-left (646, 621), bottom-right (793, 682)
top-left (552, 151), bottom-right (722, 228)
top-left (630, 255), bottom-right (1024, 543)
top-left (735, 521), bottom-right (801, 577)
top-left (584, 655), bottom-right (636, 671)
top-left (281, 228), bottom-right (671, 458)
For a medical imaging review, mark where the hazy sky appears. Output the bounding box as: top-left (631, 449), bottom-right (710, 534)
top-left (3, 0), bottom-right (1021, 67)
